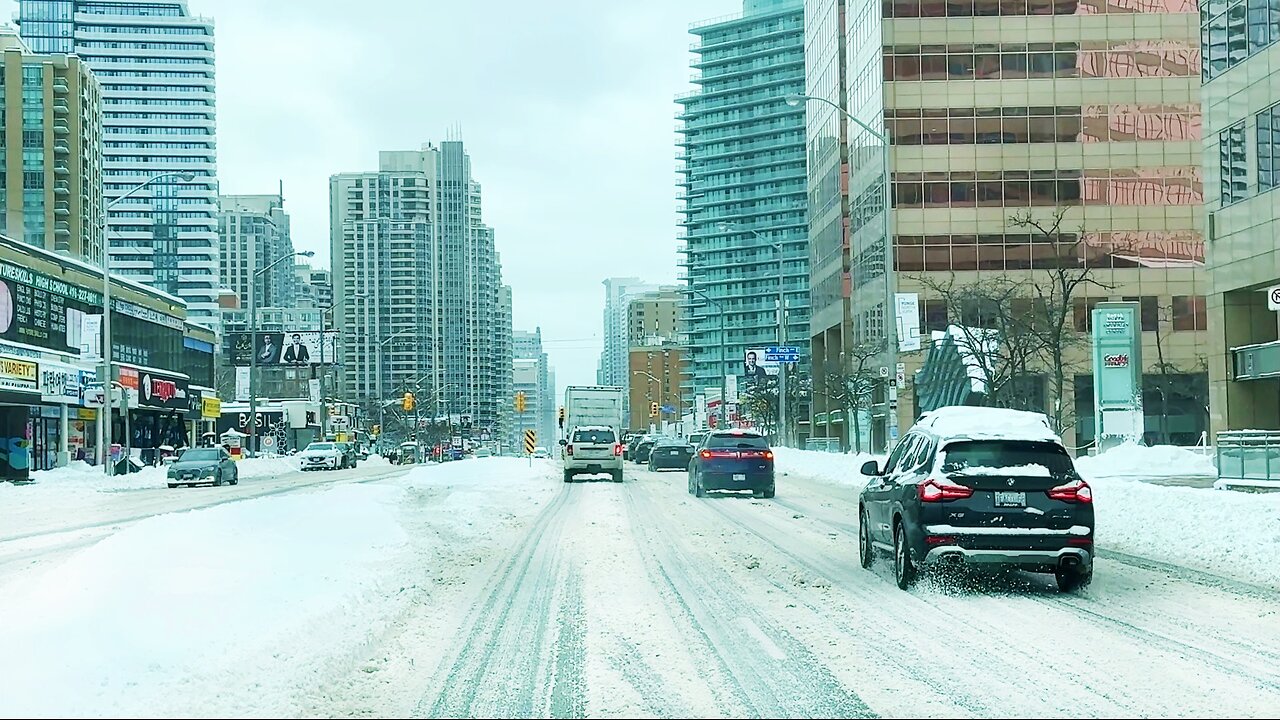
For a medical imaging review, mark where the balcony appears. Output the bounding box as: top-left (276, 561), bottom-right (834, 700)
top-left (54, 202), bottom-right (70, 217)
top-left (53, 79), bottom-right (68, 93)
top-left (53, 120), bottom-right (70, 135)
top-left (53, 182), bottom-right (70, 196)
top-left (54, 221), bottom-right (71, 236)
top-left (53, 99), bottom-right (69, 115)
top-left (53, 142), bottom-right (70, 155)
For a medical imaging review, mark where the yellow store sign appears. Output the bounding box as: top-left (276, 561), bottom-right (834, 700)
top-left (0, 357), bottom-right (38, 393)
top-left (201, 396), bottom-right (221, 419)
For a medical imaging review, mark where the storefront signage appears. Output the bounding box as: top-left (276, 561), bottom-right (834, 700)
top-left (0, 357), bottom-right (38, 393)
top-left (0, 259), bottom-right (102, 356)
top-left (39, 360), bottom-right (93, 404)
top-left (111, 299), bottom-right (184, 330)
top-left (140, 371), bottom-right (188, 410)
top-left (1102, 353), bottom-right (1129, 368)
top-left (201, 396), bottom-right (221, 419)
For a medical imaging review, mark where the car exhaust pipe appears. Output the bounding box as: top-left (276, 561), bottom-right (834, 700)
top-left (940, 552), bottom-right (963, 564)
top-left (1060, 555), bottom-right (1080, 569)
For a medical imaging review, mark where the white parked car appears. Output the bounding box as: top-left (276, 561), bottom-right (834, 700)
top-left (298, 442), bottom-right (343, 471)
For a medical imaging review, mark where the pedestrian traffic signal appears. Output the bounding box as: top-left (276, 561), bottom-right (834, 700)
top-left (402, 392), bottom-right (415, 411)
top-left (650, 401), bottom-right (659, 418)
top-left (515, 391), bottom-right (526, 413)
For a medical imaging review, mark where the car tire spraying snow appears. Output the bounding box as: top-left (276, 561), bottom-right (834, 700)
top-left (1055, 566), bottom-right (1092, 593)
top-left (894, 521), bottom-right (917, 590)
top-left (859, 509), bottom-right (875, 569)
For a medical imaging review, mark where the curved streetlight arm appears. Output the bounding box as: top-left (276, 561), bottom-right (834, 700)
top-left (105, 171), bottom-right (194, 211)
top-left (255, 250), bottom-right (314, 278)
top-left (785, 93), bottom-right (887, 144)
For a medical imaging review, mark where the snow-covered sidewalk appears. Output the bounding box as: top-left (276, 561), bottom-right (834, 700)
top-left (0, 456), bottom-right (557, 718)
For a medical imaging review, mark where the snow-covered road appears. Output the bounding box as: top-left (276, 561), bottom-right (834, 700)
top-left (3, 457), bottom-right (1279, 718)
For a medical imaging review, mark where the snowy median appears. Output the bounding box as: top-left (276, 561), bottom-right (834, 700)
top-left (774, 445), bottom-right (1280, 590)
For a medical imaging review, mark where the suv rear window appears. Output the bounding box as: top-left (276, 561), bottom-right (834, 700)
top-left (572, 429), bottom-right (616, 444)
top-left (707, 433), bottom-right (769, 449)
top-left (940, 440), bottom-right (1075, 476)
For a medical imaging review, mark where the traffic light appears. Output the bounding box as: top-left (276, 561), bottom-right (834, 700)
top-left (371, 424), bottom-right (381, 436)
top-left (558, 406), bottom-right (565, 428)
top-left (649, 401), bottom-right (659, 418)
top-left (402, 392), bottom-right (415, 411)
top-left (515, 391), bottom-right (526, 413)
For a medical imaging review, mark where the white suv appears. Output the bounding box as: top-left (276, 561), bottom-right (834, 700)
top-left (562, 425), bottom-right (623, 483)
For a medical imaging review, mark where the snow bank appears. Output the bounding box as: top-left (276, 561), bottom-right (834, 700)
top-left (5, 454), bottom-right (317, 495)
top-left (774, 447), bottom-right (879, 489)
top-left (1091, 476), bottom-right (1280, 589)
top-left (1076, 442), bottom-right (1216, 479)
top-left (0, 482), bottom-right (409, 717)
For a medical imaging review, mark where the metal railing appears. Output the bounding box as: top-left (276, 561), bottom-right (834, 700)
top-left (1216, 430), bottom-right (1280, 489)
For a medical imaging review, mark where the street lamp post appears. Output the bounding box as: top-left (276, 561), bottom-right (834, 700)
top-left (318, 292), bottom-right (366, 437)
top-left (720, 221), bottom-right (788, 445)
top-left (786, 93), bottom-right (898, 450)
top-left (633, 370), bottom-right (663, 432)
top-left (374, 328), bottom-right (416, 432)
top-left (690, 287), bottom-right (727, 430)
top-left (248, 250), bottom-right (315, 455)
top-left (98, 171), bottom-right (195, 475)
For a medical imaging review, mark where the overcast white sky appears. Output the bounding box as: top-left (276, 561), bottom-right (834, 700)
top-left (204, 0), bottom-right (741, 394)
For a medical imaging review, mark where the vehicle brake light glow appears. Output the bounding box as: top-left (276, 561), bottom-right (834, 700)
top-left (1047, 478), bottom-right (1093, 504)
top-left (613, 443), bottom-right (622, 456)
top-left (699, 449), bottom-right (712, 459)
top-left (917, 477), bottom-right (974, 502)
top-left (763, 451), bottom-right (774, 460)
top-left (565, 444), bottom-right (573, 456)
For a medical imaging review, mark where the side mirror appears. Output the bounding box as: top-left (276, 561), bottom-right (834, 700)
top-left (860, 460), bottom-right (881, 476)
top-left (558, 439), bottom-right (568, 446)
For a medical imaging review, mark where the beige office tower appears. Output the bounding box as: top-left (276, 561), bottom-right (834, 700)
top-left (807, 0), bottom-right (1208, 450)
top-left (0, 29), bottom-right (103, 265)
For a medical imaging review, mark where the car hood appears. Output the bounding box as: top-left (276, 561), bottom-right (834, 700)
top-left (170, 460), bottom-right (217, 471)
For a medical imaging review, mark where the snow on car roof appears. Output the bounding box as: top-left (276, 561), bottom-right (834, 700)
top-left (914, 406), bottom-right (1062, 443)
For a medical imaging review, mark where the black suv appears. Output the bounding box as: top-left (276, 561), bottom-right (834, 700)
top-left (858, 407), bottom-right (1094, 592)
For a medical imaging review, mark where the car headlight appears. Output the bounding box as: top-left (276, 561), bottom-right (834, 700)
top-left (166, 469), bottom-right (177, 478)
top-left (200, 467), bottom-right (216, 476)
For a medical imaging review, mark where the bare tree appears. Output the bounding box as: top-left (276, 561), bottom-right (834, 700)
top-left (1010, 206), bottom-right (1111, 433)
top-left (1148, 302), bottom-right (1210, 444)
top-left (814, 339), bottom-right (884, 453)
top-left (738, 376), bottom-right (778, 436)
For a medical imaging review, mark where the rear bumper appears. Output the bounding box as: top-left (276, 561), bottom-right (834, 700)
top-left (565, 459), bottom-right (622, 473)
top-left (923, 545), bottom-right (1093, 570)
top-left (651, 456), bottom-right (691, 468)
top-left (700, 472), bottom-right (774, 491)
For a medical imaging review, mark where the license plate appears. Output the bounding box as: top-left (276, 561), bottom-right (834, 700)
top-left (733, 473), bottom-right (746, 481)
top-left (669, 450), bottom-right (680, 455)
top-left (995, 491), bottom-right (1026, 507)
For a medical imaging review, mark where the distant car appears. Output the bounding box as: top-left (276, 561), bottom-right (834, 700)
top-left (299, 442), bottom-right (343, 471)
top-left (624, 433), bottom-right (646, 461)
top-left (474, 447), bottom-right (493, 458)
top-left (632, 436), bottom-right (661, 464)
top-left (858, 406), bottom-right (1095, 593)
top-left (167, 446), bottom-right (238, 488)
top-left (532, 446), bottom-right (550, 459)
top-left (648, 438), bottom-right (694, 472)
top-left (685, 431), bottom-right (707, 448)
top-left (688, 430), bottom-right (774, 499)
top-left (334, 441), bottom-right (358, 468)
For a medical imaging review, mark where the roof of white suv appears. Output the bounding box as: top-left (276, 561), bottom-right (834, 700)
top-left (913, 406), bottom-right (1061, 443)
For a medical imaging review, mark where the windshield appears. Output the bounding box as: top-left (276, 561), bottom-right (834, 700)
top-left (179, 449), bottom-right (218, 462)
top-left (572, 429), bottom-right (616, 444)
top-left (706, 434), bottom-right (769, 449)
top-left (307, 443), bottom-right (335, 451)
top-left (940, 440), bottom-right (1076, 476)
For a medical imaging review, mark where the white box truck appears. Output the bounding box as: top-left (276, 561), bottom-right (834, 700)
top-left (560, 385), bottom-right (625, 483)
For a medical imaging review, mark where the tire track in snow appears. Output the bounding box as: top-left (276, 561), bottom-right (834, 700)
top-left (693, 489), bottom-right (1156, 717)
top-left (618, 481), bottom-right (875, 719)
top-left (418, 484), bottom-right (584, 718)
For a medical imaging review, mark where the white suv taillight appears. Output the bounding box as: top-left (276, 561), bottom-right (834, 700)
top-left (565, 444), bottom-right (573, 456)
top-left (613, 443), bottom-right (623, 456)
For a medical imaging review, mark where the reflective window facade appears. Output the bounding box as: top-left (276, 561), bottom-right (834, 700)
top-left (884, 0), bottom-right (1195, 16)
top-left (1202, 0), bottom-right (1280, 81)
top-left (1258, 103), bottom-right (1280, 192)
top-left (1219, 121), bottom-right (1248, 205)
top-left (884, 42), bottom-right (1200, 81)
top-left (886, 104), bottom-right (1201, 145)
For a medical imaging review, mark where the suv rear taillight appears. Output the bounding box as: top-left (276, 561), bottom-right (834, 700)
top-left (614, 443), bottom-right (623, 456)
top-left (565, 444), bottom-right (573, 456)
top-left (1047, 478), bottom-right (1092, 504)
top-left (918, 477), bottom-right (974, 502)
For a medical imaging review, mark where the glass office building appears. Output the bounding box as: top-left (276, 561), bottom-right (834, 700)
top-left (677, 0), bottom-right (809, 422)
top-left (1201, 0), bottom-right (1280, 433)
top-left (18, 0), bottom-right (221, 330)
top-left (824, 0), bottom-right (1209, 449)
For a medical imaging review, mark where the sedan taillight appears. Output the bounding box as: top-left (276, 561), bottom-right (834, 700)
top-left (1047, 478), bottom-right (1093, 504)
top-left (699, 449), bottom-right (712, 459)
top-left (917, 477), bottom-right (974, 502)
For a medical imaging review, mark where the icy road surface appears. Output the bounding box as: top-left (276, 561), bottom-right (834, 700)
top-left (2, 457), bottom-right (1279, 718)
